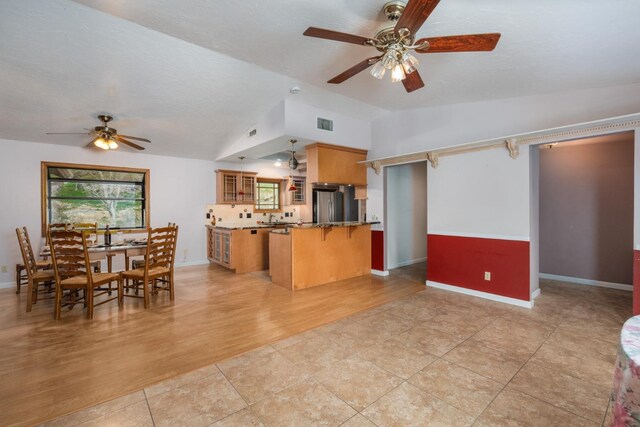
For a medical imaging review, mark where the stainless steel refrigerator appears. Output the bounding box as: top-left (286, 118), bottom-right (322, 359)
top-left (313, 186), bottom-right (358, 223)
top-left (313, 189), bottom-right (344, 223)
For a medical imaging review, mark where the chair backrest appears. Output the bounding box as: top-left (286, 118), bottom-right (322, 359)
top-left (48, 230), bottom-right (89, 283)
top-left (16, 227), bottom-right (38, 278)
top-left (143, 225), bottom-right (179, 272)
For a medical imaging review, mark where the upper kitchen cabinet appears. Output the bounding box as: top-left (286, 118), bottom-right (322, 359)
top-left (305, 143), bottom-right (368, 186)
top-left (215, 169), bottom-right (257, 204)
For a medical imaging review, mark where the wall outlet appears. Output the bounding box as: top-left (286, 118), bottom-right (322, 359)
top-left (484, 271), bottom-right (491, 281)
top-left (0, 265), bottom-right (7, 273)
top-left (206, 213), bottom-right (211, 219)
top-left (239, 213), bottom-right (243, 219)
top-left (246, 213), bottom-right (252, 219)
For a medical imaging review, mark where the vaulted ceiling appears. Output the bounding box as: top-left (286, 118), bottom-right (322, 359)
top-left (1, 0), bottom-right (639, 159)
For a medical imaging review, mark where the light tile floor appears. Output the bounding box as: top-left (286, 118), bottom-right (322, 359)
top-left (43, 274), bottom-right (629, 427)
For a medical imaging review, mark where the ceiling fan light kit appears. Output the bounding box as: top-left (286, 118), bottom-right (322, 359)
top-left (46, 114), bottom-right (151, 151)
top-left (303, 0), bottom-right (501, 93)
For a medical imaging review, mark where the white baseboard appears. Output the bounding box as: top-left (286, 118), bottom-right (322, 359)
top-left (426, 280), bottom-right (534, 309)
top-left (539, 273), bottom-right (632, 292)
top-left (0, 281), bottom-right (15, 289)
top-left (371, 269), bottom-right (389, 277)
top-left (175, 260), bottom-right (210, 268)
top-left (531, 288), bottom-right (541, 299)
top-left (387, 257), bottom-right (426, 270)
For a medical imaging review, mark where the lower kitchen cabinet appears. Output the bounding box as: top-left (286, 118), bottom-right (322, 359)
top-left (207, 226), bottom-right (271, 274)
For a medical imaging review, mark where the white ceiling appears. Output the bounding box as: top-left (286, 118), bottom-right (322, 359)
top-left (2, 0), bottom-right (640, 160)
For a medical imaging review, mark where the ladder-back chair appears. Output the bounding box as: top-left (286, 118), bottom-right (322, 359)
top-left (16, 227), bottom-right (55, 311)
top-left (48, 229), bottom-right (122, 319)
top-left (122, 225), bottom-right (178, 308)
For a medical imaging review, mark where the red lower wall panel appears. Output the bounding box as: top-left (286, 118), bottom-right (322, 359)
top-left (371, 230), bottom-right (384, 271)
top-left (634, 251), bottom-right (640, 315)
top-left (427, 234), bottom-right (530, 301)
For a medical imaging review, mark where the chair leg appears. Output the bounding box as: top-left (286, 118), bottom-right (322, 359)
top-left (143, 279), bottom-right (149, 309)
top-left (87, 287), bottom-right (94, 319)
top-left (26, 278), bottom-right (34, 312)
top-left (54, 287), bottom-right (62, 320)
top-left (169, 271), bottom-right (175, 301)
top-left (118, 277), bottom-right (123, 308)
top-left (15, 265), bottom-right (21, 294)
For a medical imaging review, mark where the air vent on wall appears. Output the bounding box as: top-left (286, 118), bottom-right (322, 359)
top-left (317, 117), bottom-right (333, 132)
top-left (248, 128), bottom-right (257, 137)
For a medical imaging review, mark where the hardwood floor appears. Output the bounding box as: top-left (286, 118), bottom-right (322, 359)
top-left (0, 264), bottom-right (425, 426)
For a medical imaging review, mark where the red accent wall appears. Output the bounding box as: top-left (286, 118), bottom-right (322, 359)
top-left (372, 230), bottom-right (384, 271)
top-left (427, 234), bottom-right (530, 301)
top-left (634, 250), bottom-right (640, 315)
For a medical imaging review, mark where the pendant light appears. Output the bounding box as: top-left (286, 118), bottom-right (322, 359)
top-left (288, 139), bottom-right (298, 170)
top-left (288, 175), bottom-right (297, 192)
top-left (237, 156), bottom-right (245, 197)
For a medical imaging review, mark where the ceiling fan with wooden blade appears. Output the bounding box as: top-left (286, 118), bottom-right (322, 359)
top-left (303, 0), bottom-right (501, 93)
top-left (46, 114), bottom-right (151, 151)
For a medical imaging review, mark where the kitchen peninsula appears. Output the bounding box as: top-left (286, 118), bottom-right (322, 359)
top-left (269, 221), bottom-right (375, 290)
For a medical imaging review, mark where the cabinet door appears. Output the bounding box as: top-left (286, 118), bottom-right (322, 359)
top-left (214, 232), bottom-right (221, 262)
top-left (223, 174), bottom-right (238, 203)
top-left (292, 177), bottom-right (305, 204)
top-left (222, 234), bottom-right (231, 266)
top-left (241, 176), bottom-right (256, 203)
top-left (207, 228), bottom-right (215, 260)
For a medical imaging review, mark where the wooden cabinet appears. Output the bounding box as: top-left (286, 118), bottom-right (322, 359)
top-left (208, 228), bottom-right (231, 267)
top-left (215, 169), bottom-right (257, 204)
top-left (206, 226), bottom-right (272, 273)
top-left (305, 143), bottom-right (368, 185)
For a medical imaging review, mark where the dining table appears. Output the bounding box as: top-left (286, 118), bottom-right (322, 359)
top-left (41, 241), bottom-right (148, 273)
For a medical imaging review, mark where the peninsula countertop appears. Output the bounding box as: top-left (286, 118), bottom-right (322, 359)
top-left (207, 221), bottom-right (380, 231)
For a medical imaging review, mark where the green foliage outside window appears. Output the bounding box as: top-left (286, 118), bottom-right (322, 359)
top-left (46, 166), bottom-right (147, 229)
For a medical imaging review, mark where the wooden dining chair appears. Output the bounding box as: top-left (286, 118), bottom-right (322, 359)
top-left (16, 227), bottom-right (55, 312)
top-left (130, 223), bottom-right (176, 270)
top-left (15, 227), bottom-right (51, 295)
top-left (48, 229), bottom-right (122, 319)
top-left (122, 225), bottom-right (178, 308)
top-left (69, 223), bottom-right (103, 273)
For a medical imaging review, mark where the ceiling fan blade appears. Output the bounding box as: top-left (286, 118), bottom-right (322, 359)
top-left (46, 132), bottom-right (90, 135)
top-left (115, 136), bottom-right (145, 150)
top-left (118, 134), bottom-right (151, 143)
top-left (395, 0), bottom-right (441, 37)
top-left (327, 56), bottom-right (382, 84)
top-left (415, 33), bottom-right (501, 53)
top-left (303, 27), bottom-right (373, 46)
top-left (402, 70), bottom-right (425, 93)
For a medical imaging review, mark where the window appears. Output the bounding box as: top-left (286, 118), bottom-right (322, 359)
top-left (42, 162), bottom-right (149, 233)
top-left (255, 178), bottom-right (281, 212)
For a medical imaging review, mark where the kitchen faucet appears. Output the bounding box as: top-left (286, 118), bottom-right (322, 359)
top-left (268, 213), bottom-right (275, 223)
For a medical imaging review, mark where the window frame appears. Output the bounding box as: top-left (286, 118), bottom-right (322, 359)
top-left (41, 161), bottom-right (150, 236)
top-left (254, 177), bottom-right (283, 213)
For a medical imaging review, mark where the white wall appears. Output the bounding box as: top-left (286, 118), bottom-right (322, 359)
top-left (370, 82), bottom-right (640, 159)
top-left (428, 149), bottom-right (531, 240)
top-left (386, 162), bottom-right (428, 269)
top-left (284, 99), bottom-right (372, 150)
top-left (0, 138), bottom-right (285, 287)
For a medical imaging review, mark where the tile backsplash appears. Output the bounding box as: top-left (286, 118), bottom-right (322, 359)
top-left (205, 204), bottom-right (302, 227)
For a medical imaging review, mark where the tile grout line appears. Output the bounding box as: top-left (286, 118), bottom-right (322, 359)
top-left (143, 389), bottom-right (157, 427)
top-left (473, 290), bottom-right (605, 425)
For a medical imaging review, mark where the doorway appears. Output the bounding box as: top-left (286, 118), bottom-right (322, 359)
top-left (384, 161), bottom-right (428, 283)
top-left (532, 131), bottom-right (635, 296)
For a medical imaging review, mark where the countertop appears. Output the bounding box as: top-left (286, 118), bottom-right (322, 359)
top-left (206, 221), bottom-right (380, 231)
